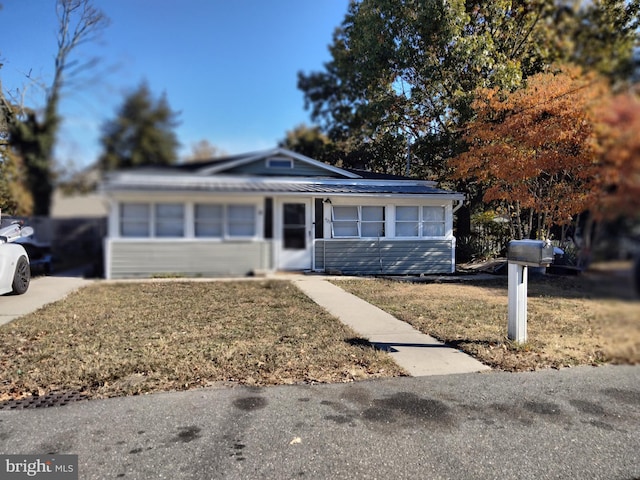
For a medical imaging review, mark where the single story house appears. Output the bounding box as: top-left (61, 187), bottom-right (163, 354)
top-left (101, 148), bottom-right (465, 279)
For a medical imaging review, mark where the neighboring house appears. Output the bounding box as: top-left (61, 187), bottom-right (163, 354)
top-left (101, 148), bottom-right (465, 279)
top-left (51, 165), bottom-right (107, 219)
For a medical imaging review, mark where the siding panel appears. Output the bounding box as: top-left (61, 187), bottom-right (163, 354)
top-left (314, 239), bottom-right (453, 274)
top-left (109, 241), bottom-right (272, 279)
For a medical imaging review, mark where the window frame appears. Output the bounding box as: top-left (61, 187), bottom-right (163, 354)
top-left (331, 205), bottom-right (386, 238)
top-left (194, 203), bottom-right (224, 238)
top-left (120, 203), bottom-right (151, 238)
top-left (325, 202), bottom-right (449, 240)
top-left (331, 205), bottom-right (359, 238)
top-left (421, 205), bottom-right (446, 237)
top-left (395, 205), bottom-right (446, 238)
top-left (395, 206), bottom-right (420, 238)
top-left (154, 203), bottom-right (185, 238)
top-left (266, 157), bottom-right (293, 169)
top-left (193, 202), bottom-right (258, 239)
top-left (117, 201), bottom-right (259, 240)
top-left (227, 204), bottom-right (257, 238)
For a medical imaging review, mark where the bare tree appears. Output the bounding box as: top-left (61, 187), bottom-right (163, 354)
top-left (7, 0), bottom-right (109, 215)
top-left (183, 139), bottom-right (226, 163)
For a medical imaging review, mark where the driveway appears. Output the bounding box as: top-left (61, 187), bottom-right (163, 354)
top-left (0, 275), bottom-right (93, 326)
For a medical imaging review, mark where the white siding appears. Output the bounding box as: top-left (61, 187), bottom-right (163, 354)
top-left (106, 240), bottom-right (272, 279)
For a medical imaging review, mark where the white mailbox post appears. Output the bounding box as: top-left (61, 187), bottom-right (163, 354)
top-left (506, 240), bottom-right (554, 343)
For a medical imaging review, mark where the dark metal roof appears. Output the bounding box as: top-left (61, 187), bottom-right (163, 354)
top-left (103, 175), bottom-right (460, 197)
top-left (343, 168), bottom-right (419, 181)
top-left (101, 147), bottom-right (464, 199)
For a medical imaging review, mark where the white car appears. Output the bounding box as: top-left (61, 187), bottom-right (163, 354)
top-left (0, 221), bottom-right (32, 295)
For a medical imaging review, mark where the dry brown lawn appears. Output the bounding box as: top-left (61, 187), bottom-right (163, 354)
top-left (0, 280), bottom-right (404, 400)
top-left (334, 269), bottom-right (640, 371)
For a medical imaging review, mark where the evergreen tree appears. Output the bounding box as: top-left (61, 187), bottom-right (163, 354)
top-left (99, 82), bottom-right (180, 170)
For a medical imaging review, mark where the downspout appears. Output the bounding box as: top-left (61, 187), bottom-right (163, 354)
top-left (452, 198), bottom-right (464, 214)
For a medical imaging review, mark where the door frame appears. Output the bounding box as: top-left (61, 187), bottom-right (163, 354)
top-left (274, 197), bottom-right (313, 270)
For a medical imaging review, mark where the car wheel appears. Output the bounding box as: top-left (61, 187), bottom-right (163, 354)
top-left (12, 256), bottom-right (30, 295)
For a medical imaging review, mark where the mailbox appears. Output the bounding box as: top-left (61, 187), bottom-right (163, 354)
top-left (507, 239), bottom-right (554, 267)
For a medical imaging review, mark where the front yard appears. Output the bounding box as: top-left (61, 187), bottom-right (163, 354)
top-left (1, 268), bottom-right (637, 402)
top-left (0, 281), bottom-right (404, 400)
top-left (334, 268), bottom-right (639, 371)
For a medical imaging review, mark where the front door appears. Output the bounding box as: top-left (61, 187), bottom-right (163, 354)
top-left (278, 199), bottom-right (312, 270)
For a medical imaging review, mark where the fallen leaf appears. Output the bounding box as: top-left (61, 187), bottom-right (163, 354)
top-left (289, 437), bottom-right (302, 445)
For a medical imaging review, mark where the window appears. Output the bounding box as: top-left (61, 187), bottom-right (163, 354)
top-left (194, 203), bottom-right (256, 238)
top-left (422, 206), bottom-right (445, 236)
top-left (228, 204), bottom-right (256, 237)
top-left (395, 205), bottom-right (445, 237)
top-left (361, 206), bottom-right (385, 237)
top-left (332, 206), bottom-right (358, 237)
top-left (120, 203), bottom-right (150, 237)
top-left (155, 203), bottom-right (184, 237)
top-left (118, 202), bottom-right (257, 239)
top-left (195, 204), bottom-right (223, 237)
top-left (331, 206), bottom-right (385, 238)
top-left (266, 157), bottom-right (293, 169)
top-left (395, 206), bottom-right (419, 237)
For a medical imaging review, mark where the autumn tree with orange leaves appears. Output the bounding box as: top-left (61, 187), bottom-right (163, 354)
top-left (595, 92), bottom-right (640, 220)
top-left (450, 65), bottom-right (610, 241)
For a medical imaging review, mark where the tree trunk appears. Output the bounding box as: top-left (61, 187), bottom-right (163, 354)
top-left (455, 204), bottom-right (471, 237)
top-left (634, 255), bottom-right (640, 297)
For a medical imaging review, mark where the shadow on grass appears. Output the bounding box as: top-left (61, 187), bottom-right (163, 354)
top-left (446, 338), bottom-right (503, 350)
top-left (384, 271), bottom-right (639, 302)
top-left (345, 337), bottom-right (467, 353)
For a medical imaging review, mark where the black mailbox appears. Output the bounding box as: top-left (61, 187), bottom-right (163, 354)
top-left (507, 240), bottom-right (554, 267)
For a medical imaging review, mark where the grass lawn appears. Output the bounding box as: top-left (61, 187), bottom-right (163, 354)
top-left (334, 269), bottom-right (640, 371)
top-left (0, 280), bottom-right (404, 400)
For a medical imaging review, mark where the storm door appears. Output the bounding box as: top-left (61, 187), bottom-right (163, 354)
top-left (278, 199), bottom-right (312, 270)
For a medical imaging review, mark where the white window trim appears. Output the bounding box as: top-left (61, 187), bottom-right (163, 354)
top-left (226, 204), bottom-right (258, 239)
top-left (325, 200), bottom-right (452, 240)
top-left (154, 203), bottom-right (185, 238)
top-left (119, 203), bottom-right (151, 238)
top-left (194, 202), bottom-right (259, 240)
top-left (119, 202), bottom-right (186, 238)
top-left (395, 205), bottom-right (446, 239)
top-left (331, 205), bottom-right (386, 238)
top-left (115, 200), bottom-right (262, 240)
top-left (194, 203), bottom-right (225, 239)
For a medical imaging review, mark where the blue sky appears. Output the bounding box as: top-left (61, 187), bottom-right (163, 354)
top-left (0, 1), bottom-right (349, 167)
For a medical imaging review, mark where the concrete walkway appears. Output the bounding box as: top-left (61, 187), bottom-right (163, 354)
top-left (292, 277), bottom-right (490, 376)
top-left (0, 275), bottom-right (93, 326)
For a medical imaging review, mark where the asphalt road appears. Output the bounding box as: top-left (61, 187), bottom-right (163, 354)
top-left (1, 365), bottom-right (639, 480)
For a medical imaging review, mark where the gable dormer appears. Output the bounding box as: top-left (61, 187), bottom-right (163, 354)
top-left (196, 148), bottom-right (360, 179)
